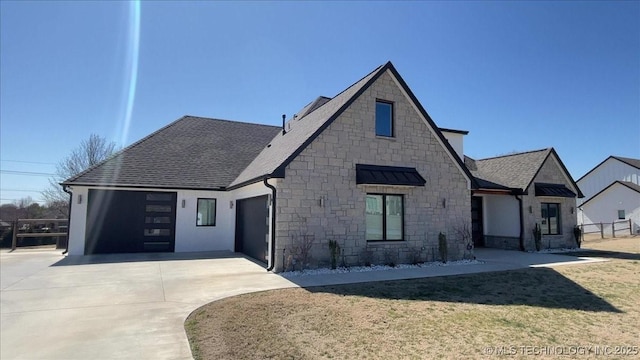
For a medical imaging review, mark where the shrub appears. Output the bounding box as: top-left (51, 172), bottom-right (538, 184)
top-left (438, 232), bottom-right (448, 263)
top-left (533, 223), bottom-right (542, 251)
top-left (383, 248), bottom-right (398, 267)
top-left (573, 225), bottom-right (582, 248)
top-left (360, 249), bottom-right (374, 267)
top-left (328, 239), bottom-right (340, 270)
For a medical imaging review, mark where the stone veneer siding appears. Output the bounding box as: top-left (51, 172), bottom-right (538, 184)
top-left (521, 155), bottom-right (579, 251)
top-left (484, 235), bottom-right (520, 250)
top-left (272, 71), bottom-right (471, 272)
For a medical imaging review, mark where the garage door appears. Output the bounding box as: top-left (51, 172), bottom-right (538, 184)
top-left (235, 195), bottom-right (269, 262)
top-left (85, 190), bottom-right (177, 255)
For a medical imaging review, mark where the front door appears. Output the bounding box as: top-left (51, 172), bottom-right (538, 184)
top-left (471, 196), bottom-right (484, 247)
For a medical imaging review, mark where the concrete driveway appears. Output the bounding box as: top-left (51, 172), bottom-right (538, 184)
top-left (1, 247), bottom-right (605, 359)
top-left (0, 249), bottom-right (297, 360)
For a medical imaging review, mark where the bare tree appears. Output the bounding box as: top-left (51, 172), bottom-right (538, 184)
top-left (42, 134), bottom-right (117, 216)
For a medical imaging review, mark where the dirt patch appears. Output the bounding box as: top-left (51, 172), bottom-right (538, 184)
top-left (186, 238), bottom-right (639, 359)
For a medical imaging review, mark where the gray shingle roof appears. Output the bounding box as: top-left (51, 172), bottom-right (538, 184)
top-left (468, 148), bottom-right (583, 197)
top-left (63, 116), bottom-right (281, 189)
top-left (229, 64), bottom-right (386, 187)
top-left (468, 149), bottom-right (552, 190)
top-left (613, 156), bottom-right (640, 170)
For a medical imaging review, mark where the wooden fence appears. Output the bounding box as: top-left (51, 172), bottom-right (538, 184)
top-left (11, 218), bottom-right (68, 251)
top-left (579, 219), bottom-right (633, 239)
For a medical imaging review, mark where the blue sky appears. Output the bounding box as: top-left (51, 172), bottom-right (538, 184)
top-left (1, 1), bottom-right (638, 204)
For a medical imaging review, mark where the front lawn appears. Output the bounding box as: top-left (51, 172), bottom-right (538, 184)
top-left (185, 238), bottom-right (639, 359)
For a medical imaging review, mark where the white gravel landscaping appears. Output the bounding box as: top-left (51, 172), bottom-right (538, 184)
top-left (281, 259), bottom-right (483, 278)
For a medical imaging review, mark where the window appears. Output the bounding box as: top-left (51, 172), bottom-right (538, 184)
top-left (197, 198), bottom-right (216, 226)
top-left (366, 194), bottom-right (403, 241)
top-left (618, 210), bottom-right (626, 220)
top-left (375, 100), bottom-right (393, 137)
top-left (541, 203), bottom-right (560, 235)
top-left (146, 193), bottom-right (173, 201)
top-left (145, 204), bottom-right (172, 213)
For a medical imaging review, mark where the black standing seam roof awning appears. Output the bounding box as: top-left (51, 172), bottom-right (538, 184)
top-left (355, 164), bottom-right (426, 186)
top-left (534, 183), bottom-right (577, 197)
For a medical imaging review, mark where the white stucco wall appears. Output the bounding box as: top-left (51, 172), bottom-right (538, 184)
top-left (578, 183), bottom-right (640, 235)
top-left (174, 189), bottom-right (231, 252)
top-left (66, 183), bottom-right (273, 256)
top-left (578, 158), bottom-right (640, 204)
top-left (483, 194), bottom-right (519, 237)
top-left (67, 186), bottom-right (89, 256)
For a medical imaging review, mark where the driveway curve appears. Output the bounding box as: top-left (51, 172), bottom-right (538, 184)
top-left (1, 249), bottom-right (296, 359)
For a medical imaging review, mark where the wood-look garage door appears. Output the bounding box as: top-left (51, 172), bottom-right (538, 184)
top-left (85, 190), bottom-right (177, 255)
top-left (235, 195), bottom-right (269, 262)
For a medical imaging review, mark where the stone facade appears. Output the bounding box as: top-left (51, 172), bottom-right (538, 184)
top-left (484, 235), bottom-right (520, 250)
top-left (521, 155), bottom-right (579, 250)
top-left (272, 71), bottom-right (471, 272)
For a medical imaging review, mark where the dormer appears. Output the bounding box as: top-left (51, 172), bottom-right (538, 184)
top-left (439, 128), bottom-right (468, 160)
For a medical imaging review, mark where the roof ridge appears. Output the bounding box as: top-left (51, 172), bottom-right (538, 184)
top-left (63, 116), bottom-right (192, 184)
top-left (476, 148), bottom-right (551, 162)
top-left (184, 115), bottom-right (281, 129)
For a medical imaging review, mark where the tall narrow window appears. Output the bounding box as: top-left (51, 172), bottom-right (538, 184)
top-left (366, 194), bottom-right (403, 241)
top-left (375, 100), bottom-right (393, 137)
top-left (197, 198), bottom-right (216, 226)
top-left (618, 210), bottom-right (625, 220)
top-left (541, 203), bottom-right (560, 235)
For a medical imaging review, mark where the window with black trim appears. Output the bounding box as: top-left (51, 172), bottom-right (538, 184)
top-left (375, 100), bottom-right (393, 137)
top-left (618, 210), bottom-right (625, 220)
top-left (197, 198), bottom-right (216, 226)
top-left (366, 194), bottom-right (403, 241)
top-left (541, 203), bottom-right (560, 235)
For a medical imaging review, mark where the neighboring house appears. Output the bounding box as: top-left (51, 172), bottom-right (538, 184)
top-left (576, 156), bottom-right (640, 235)
top-left (62, 61), bottom-right (583, 271)
top-left (63, 62), bottom-right (474, 271)
top-left (465, 149), bottom-right (583, 251)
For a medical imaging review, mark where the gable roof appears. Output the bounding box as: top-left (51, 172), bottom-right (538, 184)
top-left (468, 148), bottom-right (584, 197)
top-left (577, 155), bottom-right (640, 183)
top-left (580, 180), bottom-right (640, 207)
top-left (62, 116), bottom-right (281, 189)
top-left (230, 61), bottom-right (476, 189)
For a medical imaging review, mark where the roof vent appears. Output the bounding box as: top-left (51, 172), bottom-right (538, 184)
top-left (282, 114), bottom-right (286, 135)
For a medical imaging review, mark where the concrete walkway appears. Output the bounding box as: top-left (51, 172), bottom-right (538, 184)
top-left (0, 247), bottom-right (605, 359)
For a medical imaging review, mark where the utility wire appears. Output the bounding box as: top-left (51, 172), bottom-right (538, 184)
top-left (0, 159), bottom-right (56, 165)
top-left (0, 170), bottom-right (55, 176)
top-left (0, 189), bottom-right (44, 193)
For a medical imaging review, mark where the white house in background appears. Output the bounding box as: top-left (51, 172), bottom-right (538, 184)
top-left (577, 156), bottom-right (640, 235)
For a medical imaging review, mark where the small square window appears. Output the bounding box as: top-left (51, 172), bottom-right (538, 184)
top-left (375, 100), bottom-right (393, 137)
top-left (618, 210), bottom-right (625, 220)
top-left (197, 198), bottom-right (216, 226)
